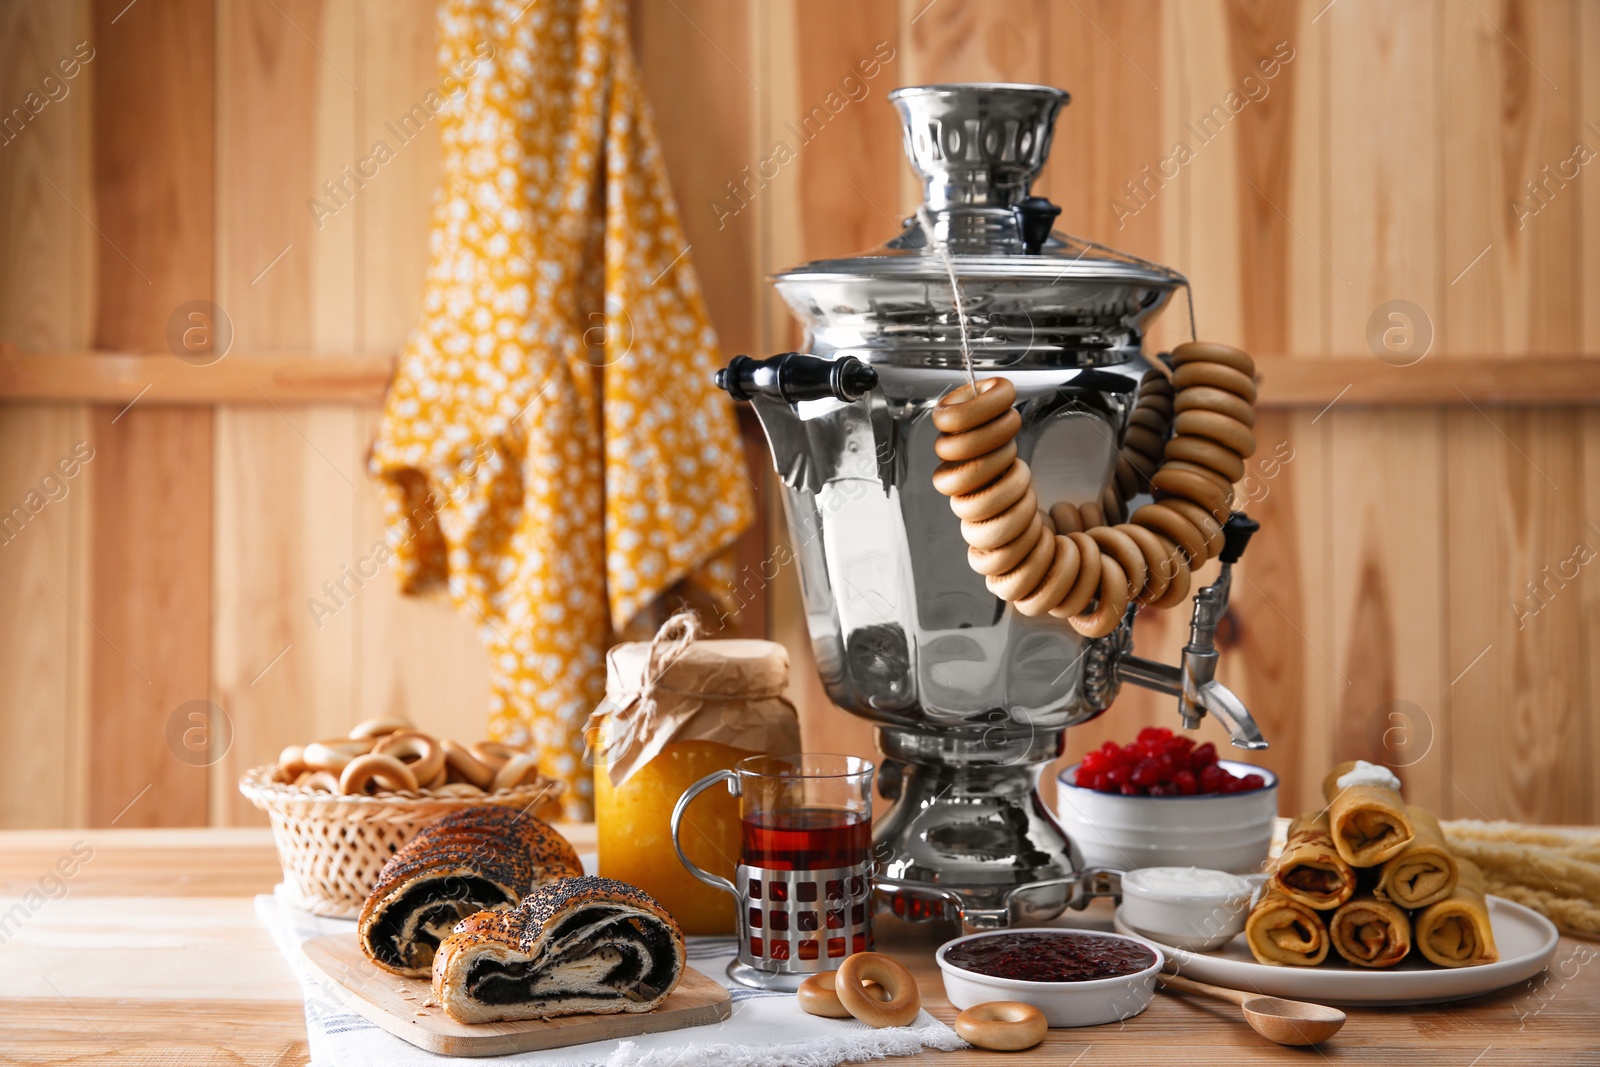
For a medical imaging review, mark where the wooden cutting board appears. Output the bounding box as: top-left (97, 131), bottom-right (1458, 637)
top-left (300, 934), bottom-right (732, 1058)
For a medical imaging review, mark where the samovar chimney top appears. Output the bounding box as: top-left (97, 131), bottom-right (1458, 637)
top-left (888, 83), bottom-right (1069, 214)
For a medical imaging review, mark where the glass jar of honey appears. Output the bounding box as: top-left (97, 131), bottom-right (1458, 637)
top-left (592, 624), bottom-right (798, 935)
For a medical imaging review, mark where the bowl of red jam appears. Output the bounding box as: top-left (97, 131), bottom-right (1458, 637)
top-left (936, 929), bottom-right (1164, 1027)
top-left (1056, 729), bottom-right (1278, 874)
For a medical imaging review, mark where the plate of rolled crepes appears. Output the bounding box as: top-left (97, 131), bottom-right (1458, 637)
top-left (1117, 761), bottom-right (1560, 1006)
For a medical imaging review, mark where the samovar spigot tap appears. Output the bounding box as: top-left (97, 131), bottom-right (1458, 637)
top-left (1115, 512), bottom-right (1268, 749)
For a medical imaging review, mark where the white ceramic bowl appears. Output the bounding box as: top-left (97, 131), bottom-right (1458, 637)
top-left (1118, 866), bottom-right (1258, 951)
top-left (936, 928), bottom-right (1164, 1028)
top-left (1054, 760), bottom-right (1278, 874)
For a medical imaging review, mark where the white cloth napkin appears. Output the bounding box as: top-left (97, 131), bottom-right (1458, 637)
top-left (255, 889), bottom-right (966, 1067)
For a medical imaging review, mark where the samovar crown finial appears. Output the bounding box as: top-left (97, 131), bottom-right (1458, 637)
top-left (888, 83), bottom-right (1069, 213)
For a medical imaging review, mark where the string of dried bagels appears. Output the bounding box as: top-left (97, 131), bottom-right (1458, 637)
top-left (931, 341), bottom-right (1258, 637)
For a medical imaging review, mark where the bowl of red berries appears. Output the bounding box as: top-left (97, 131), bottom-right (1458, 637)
top-left (1055, 727), bottom-right (1277, 874)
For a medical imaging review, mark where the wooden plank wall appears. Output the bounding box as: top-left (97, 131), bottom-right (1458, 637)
top-left (0, 1), bottom-right (94, 827)
top-left (0, 0), bottom-right (1595, 828)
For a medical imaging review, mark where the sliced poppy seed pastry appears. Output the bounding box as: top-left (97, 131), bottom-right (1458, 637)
top-left (358, 806), bottom-right (582, 977)
top-left (432, 876), bottom-right (686, 1024)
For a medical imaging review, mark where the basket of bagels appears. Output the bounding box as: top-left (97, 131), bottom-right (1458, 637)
top-left (239, 716), bottom-right (561, 917)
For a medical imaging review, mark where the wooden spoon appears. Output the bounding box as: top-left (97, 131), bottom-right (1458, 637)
top-left (1157, 973), bottom-right (1346, 1046)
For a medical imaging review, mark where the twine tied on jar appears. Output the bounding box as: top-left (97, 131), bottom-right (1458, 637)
top-left (587, 610), bottom-right (704, 758)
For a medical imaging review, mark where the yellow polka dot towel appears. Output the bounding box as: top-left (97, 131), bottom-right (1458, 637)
top-left (370, 0), bottom-right (754, 819)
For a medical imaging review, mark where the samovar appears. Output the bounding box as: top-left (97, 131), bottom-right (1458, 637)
top-left (715, 83), bottom-right (1267, 928)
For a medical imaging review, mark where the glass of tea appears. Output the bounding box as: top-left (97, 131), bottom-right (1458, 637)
top-left (671, 753), bottom-right (874, 989)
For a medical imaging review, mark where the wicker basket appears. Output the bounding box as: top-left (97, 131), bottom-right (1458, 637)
top-left (239, 765), bottom-right (564, 918)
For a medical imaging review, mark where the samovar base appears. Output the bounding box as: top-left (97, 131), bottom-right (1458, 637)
top-left (870, 726), bottom-right (1088, 928)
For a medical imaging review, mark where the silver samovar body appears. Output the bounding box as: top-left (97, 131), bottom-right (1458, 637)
top-left (717, 84), bottom-right (1266, 927)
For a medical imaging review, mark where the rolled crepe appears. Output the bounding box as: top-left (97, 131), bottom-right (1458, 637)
top-left (1321, 760), bottom-right (1414, 867)
top-left (1374, 805), bottom-right (1458, 909)
top-left (1329, 894), bottom-right (1411, 968)
top-left (1270, 812), bottom-right (1357, 910)
top-left (1245, 891), bottom-right (1330, 966)
top-left (1416, 858), bottom-right (1499, 968)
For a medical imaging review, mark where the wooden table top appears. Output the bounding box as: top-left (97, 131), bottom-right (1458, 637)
top-left (1, 827), bottom-right (1596, 1066)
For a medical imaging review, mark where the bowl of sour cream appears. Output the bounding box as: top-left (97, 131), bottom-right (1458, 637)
top-left (1117, 866), bottom-right (1258, 952)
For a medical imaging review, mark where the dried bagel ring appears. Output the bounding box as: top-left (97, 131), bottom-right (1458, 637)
top-left (1119, 522), bottom-right (1172, 604)
top-left (1129, 406), bottom-right (1169, 435)
top-left (1049, 531), bottom-right (1103, 619)
top-left (1039, 508), bottom-right (1056, 536)
top-left (340, 753), bottom-right (420, 795)
top-left (1152, 466), bottom-right (1231, 516)
top-left (934, 408), bottom-right (1022, 462)
top-left (1174, 409), bottom-right (1257, 458)
top-left (1113, 455), bottom-right (1140, 499)
top-left (968, 513), bottom-right (1043, 576)
top-left (950, 460), bottom-right (1032, 521)
top-left (422, 763), bottom-right (449, 790)
top-left (954, 1001), bottom-right (1048, 1052)
top-left (374, 730), bottom-right (447, 787)
top-left (1171, 360), bottom-right (1257, 404)
top-left (1121, 423), bottom-right (1166, 462)
top-left (469, 741), bottom-right (515, 771)
top-left (1174, 384), bottom-right (1256, 427)
top-left (431, 782), bottom-right (487, 798)
top-left (303, 741), bottom-right (359, 774)
top-left (796, 972), bottom-right (889, 1019)
top-left (1171, 340), bottom-right (1256, 376)
top-left (1165, 434), bottom-right (1246, 483)
top-left (1148, 532), bottom-right (1194, 608)
top-left (1164, 497), bottom-right (1226, 559)
top-left (932, 377), bottom-right (1017, 433)
top-left (1068, 554), bottom-right (1129, 638)
top-left (985, 524), bottom-right (1055, 601)
top-left (1131, 503), bottom-right (1209, 566)
top-left (490, 752), bottom-right (541, 792)
top-left (961, 487), bottom-right (1038, 551)
top-left (441, 738), bottom-right (496, 789)
top-left (932, 440), bottom-right (1017, 497)
top-left (319, 735), bottom-right (375, 756)
top-left (836, 952), bottom-right (921, 1028)
top-left (1101, 483), bottom-right (1125, 525)
top-left (295, 770), bottom-right (342, 793)
top-left (1122, 444), bottom-right (1161, 482)
top-left (1078, 500), bottom-right (1106, 529)
top-left (1161, 458), bottom-right (1234, 498)
top-left (1135, 391), bottom-right (1173, 420)
top-left (278, 744), bottom-right (308, 777)
top-left (348, 717), bottom-right (412, 741)
top-left (1139, 368), bottom-right (1175, 394)
top-left (1015, 534), bottom-right (1083, 617)
top-left (1049, 501), bottom-right (1084, 535)
top-left (1088, 524), bottom-right (1148, 601)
